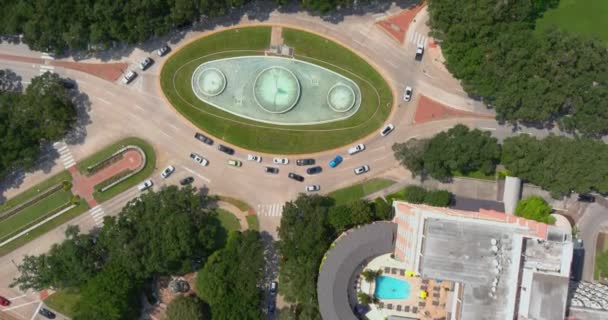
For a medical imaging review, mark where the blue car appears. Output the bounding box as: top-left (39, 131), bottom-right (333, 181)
top-left (329, 155), bottom-right (343, 168)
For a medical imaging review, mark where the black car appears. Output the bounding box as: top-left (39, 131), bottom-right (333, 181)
top-left (60, 78), bottom-right (76, 89)
top-left (306, 166), bottom-right (322, 175)
top-left (578, 193), bottom-right (595, 203)
top-left (268, 300), bottom-right (276, 313)
top-left (38, 307), bottom-right (56, 319)
top-left (288, 172), bottom-right (304, 182)
top-left (265, 166), bottom-right (279, 174)
top-left (218, 144), bottom-right (235, 155)
top-left (296, 158), bottom-right (315, 166)
top-left (194, 132), bottom-right (213, 145)
top-left (180, 177), bottom-right (194, 185)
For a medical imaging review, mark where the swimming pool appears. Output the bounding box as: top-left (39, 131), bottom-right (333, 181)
top-left (374, 275), bottom-right (411, 300)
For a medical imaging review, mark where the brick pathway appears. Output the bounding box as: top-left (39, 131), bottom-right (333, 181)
top-left (70, 150), bottom-right (144, 207)
top-left (414, 95), bottom-right (494, 123)
top-left (0, 53), bottom-right (127, 82)
top-left (376, 4), bottom-right (426, 44)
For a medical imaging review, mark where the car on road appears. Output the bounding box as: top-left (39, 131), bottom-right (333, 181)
top-left (578, 193), bottom-right (595, 203)
top-left (288, 172), bottom-right (304, 182)
top-left (270, 281), bottom-right (278, 294)
top-left (38, 307), bottom-right (56, 319)
top-left (122, 70), bottom-right (137, 84)
top-left (157, 45), bottom-right (171, 57)
top-left (306, 166), bottom-right (322, 175)
top-left (160, 165), bottom-right (175, 178)
top-left (194, 132), bottom-right (213, 145)
top-left (139, 57), bottom-right (154, 70)
top-left (180, 177), bottom-right (194, 185)
top-left (228, 159), bottom-right (242, 167)
top-left (138, 179), bottom-right (153, 191)
top-left (354, 165), bottom-right (370, 175)
top-left (296, 158), bottom-right (315, 166)
top-left (0, 295), bottom-right (10, 306)
top-left (218, 144), bottom-right (235, 155)
top-left (380, 123), bottom-right (395, 137)
top-left (265, 166), bottom-right (279, 174)
top-left (306, 185), bottom-right (320, 192)
top-left (403, 86), bottom-right (413, 102)
top-left (190, 153), bottom-right (209, 166)
top-left (347, 143), bottom-right (365, 155)
top-left (60, 78), bottom-right (77, 90)
top-left (273, 157), bottom-right (289, 165)
top-left (247, 154), bottom-right (262, 162)
top-left (329, 155), bottom-right (343, 168)
top-left (415, 43), bottom-right (424, 61)
top-left (268, 300), bottom-right (276, 313)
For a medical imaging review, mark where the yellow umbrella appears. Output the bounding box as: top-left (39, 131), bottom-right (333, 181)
top-left (420, 290), bottom-right (428, 299)
top-left (406, 271), bottom-right (415, 277)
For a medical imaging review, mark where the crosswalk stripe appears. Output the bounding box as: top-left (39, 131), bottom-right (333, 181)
top-left (60, 154), bottom-right (73, 161)
top-left (63, 159), bottom-right (76, 168)
top-left (57, 146), bottom-right (69, 153)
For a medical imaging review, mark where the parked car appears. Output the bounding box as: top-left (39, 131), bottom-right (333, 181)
top-left (329, 155), bottom-right (343, 168)
top-left (194, 132), bottom-right (213, 145)
top-left (190, 153), bottom-right (209, 166)
top-left (306, 166), bottom-right (322, 175)
top-left (0, 296), bottom-right (10, 306)
top-left (218, 144), bottom-right (235, 155)
top-left (354, 165), bottom-right (370, 175)
top-left (380, 124), bottom-right (395, 137)
top-left (268, 300), bottom-right (276, 313)
top-left (296, 158), bottom-right (315, 166)
top-left (157, 45), bottom-right (171, 57)
top-left (265, 166), bottom-right (279, 174)
top-left (139, 57), bottom-right (153, 70)
top-left (578, 193), bottom-right (595, 203)
top-left (415, 43), bottom-right (424, 61)
top-left (347, 144), bottom-right (365, 155)
top-left (288, 172), bottom-right (304, 182)
top-left (138, 179), bottom-right (153, 191)
top-left (403, 86), bottom-right (413, 101)
top-left (247, 154), bottom-right (262, 162)
top-left (306, 185), bottom-right (320, 192)
top-left (122, 70), bottom-right (137, 84)
top-left (38, 307), bottom-right (56, 319)
top-left (273, 157), bottom-right (289, 165)
top-left (270, 281), bottom-right (278, 294)
top-left (160, 165), bottom-right (175, 178)
top-left (228, 159), bottom-right (242, 167)
top-left (180, 177), bottom-right (194, 185)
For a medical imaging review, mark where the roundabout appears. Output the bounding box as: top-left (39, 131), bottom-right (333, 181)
top-left (160, 26), bottom-right (393, 154)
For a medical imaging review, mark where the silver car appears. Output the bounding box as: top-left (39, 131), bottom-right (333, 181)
top-left (354, 165), bottom-right (370, 175)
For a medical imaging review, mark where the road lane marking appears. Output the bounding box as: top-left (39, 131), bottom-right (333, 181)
top-left (168, 123), bottom-right (179, 131)
top-left (159, 129), bottom-right (171, 138)
top-left (369, 145), bottom-right (386, 154)
top-left (97, 97), bottom-right (110, 104)
top-left (134, 104), bottom-right (145, 111)
top-left (182, 166), bottom-right (210, 183)
top-left (105, 90), bottom-right (116, 97)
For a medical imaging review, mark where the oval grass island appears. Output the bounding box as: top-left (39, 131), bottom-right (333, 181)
top-left (160, 26), bottom-right (393, 154)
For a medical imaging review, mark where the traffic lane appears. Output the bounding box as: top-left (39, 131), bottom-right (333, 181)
top-left (576, 202), bottom-right (608, 280)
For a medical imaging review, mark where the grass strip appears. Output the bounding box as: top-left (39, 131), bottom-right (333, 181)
top-left (44, 288), bottom-right (81, 318)
top-left (217, 208), bottom-right (241, 232)
top-left (328, 178), bottom-right (396, 205)
top-left (218, 196), bottom-right (252, 212)
top-left (0, 171), bottom-right (72, 214)
top-left (246, 215), bottom-right (259, 231)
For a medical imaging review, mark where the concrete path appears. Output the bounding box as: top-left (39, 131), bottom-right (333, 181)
top-left (218, 201), bottom-right (250, 231)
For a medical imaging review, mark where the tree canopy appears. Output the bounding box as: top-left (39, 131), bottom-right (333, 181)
top-left (0, 71), bottom-right (76, 179)
top-left (515, 196), bottom-right (555, 224)
top-left (166, 296), bottom-right (210, 320)
top-left (195, 230), bottom-right (264, 320)
top-left (427, 0), bottom-right (608, 136)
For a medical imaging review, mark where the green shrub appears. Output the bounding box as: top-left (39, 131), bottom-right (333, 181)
top-left (423, 190), bottom-right (452, 207)
top-left (70, 196), bottom-right (80, 205)
top-left (403, 186), bottom-right (427, 204)
top-left (515, 196), bottom-right (555, 224)
top-left (62, 181), bottom-right (72, 191)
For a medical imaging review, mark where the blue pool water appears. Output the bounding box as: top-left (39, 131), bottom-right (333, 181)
top-left (374, 275), bottom-right (411, 300)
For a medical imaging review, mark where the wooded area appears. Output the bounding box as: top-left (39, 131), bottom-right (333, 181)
top-left (428, 0), bottom-right (608, 136)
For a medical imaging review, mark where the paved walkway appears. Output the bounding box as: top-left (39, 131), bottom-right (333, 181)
top-left (70, 149), bottom-right (144, 207)
top-left (217, 201), bottom-right (251, 231)
top-left (414, 95), bottom-right (494, 123)
top-left (376, 4), bottom-right (425, 44)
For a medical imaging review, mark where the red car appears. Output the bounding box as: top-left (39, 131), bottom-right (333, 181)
top-left (0, 295), bottom-right (11, 306)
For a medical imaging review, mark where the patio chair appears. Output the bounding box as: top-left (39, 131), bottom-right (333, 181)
top-left (434, 286), bottom-right (440, 291)
top-left (419, 301), bottom-right (426, 307)
top-left (400, 269), bottom-right (405, 276)
top-left (385, 267), bottom-right (390, 273)
top-left (404, 306), bottom-right (410, 312)
top-left (433, 293), bottom-right (440, 298)
top-left (397, 305), bottom-right (402, 311)
top-left (422, 279), bottom-right (430, 284)
top-left (392, 268), bottom-right (398, 274)
top-left (387, 304), bottom-right (393, 310)
top-left (412, 307), bottom-right (418, 313)
top-left (421, 285), bottom-right (428, 291)
top-left (379, 302), bottom-right (384, 308)
top-left (432, 301), bottom-right (439, 306)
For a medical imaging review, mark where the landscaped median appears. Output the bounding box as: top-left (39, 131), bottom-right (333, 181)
top-left (328, 178), bottom-right (396, 205)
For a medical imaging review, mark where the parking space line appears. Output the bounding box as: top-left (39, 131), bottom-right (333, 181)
top-left (182, 166), bottom-right (210, 183)
top-left (1, 299), bottom-right (40, 311)
top-left (30, 301), bottom-right (43, 320)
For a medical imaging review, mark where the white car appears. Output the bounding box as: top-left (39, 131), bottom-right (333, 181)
top-left (380, 124), bottom-right (395, 137)
top-left (138, 179), bottom-right (153, 191)
top-left (306, 185), bottom-right (320, 192)
top-left (403, 86), bottom-right (413, 102)
top-left (190, 153), bottom-right (209, 166)
top-left (139, 57), bottom-right (153, 70)
top-left (160, 165), bottom-right (175, 178)
top-left (347, 144), bottom-right (366, 155)
top-left (273, 157), bottom-right (289, 165)
top-left (354, 165), bottom-right (370, 175)
top-left (122, 70), bottom-right (137, 84)
top-left (415, 43), bottom-right (424, 61)
top-left (247, 154), bottom-right (262, 162)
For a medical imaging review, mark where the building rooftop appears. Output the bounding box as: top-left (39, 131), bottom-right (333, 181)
top-left (527, 273), bottom-right (569, 320)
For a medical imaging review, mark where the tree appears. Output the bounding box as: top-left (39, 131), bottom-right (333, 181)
top-left (327, 204), bottom-right (351, 233)
top-left (402, 186), bottom-right (427, 204)
top-left (0, 69), bottom-right (22, 92)
top-left (166, 296), bottom-right (210, 320)
top-left (392, 138), bottom-right (428, 178)
top-left (515, 196), bottom-right (555, 224)
top-left (357, 292), bottom-right (372, 305)
top-left (423, 190), bottom-right (452, 207)
top-left (361, 269), bottom-right (381, 283)
top-left (349, 200), bottom-right (374, 226)
top-left (372, 198), bottom-right (392, 220)
top-left (196, 231), bottom-right (264, 320)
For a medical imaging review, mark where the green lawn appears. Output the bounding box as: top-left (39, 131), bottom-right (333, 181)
top-left (217, 209), bottom-right (241, 232)
top-left (160, 27), bottom-right (392, 154)
top-left (536, 0), bottom-right (608, 44)
top-left (44, 288), bottom-right (81, 318)
top-left (0, 170), bottom-right (72, 214)
top-left (89, 137), bottom-right (156, 203)
top-left (246, 215), bottom-right (259, 231)
top-left (328, 178), bottom-right (396, 205)
top-left (0, 199), bottom-right (89, 257)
